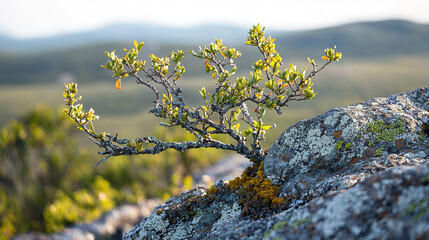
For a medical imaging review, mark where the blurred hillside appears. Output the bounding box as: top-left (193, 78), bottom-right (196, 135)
top-left (0, 19), bottom-right (428, 141)
top-left (0, 20), bottom-right (428, 85)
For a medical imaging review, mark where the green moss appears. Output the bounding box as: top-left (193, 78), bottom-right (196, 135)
top-left (345, 142), bottom-right (352, 149)
top-left (272, 221), bottom-right (287, 230)
top-left (335, 141), bottom-right (352, 150)
top-left (334, 140), bottom-right (344, 150)
top-left (263, 221), bottom-right (287, 238)
top-left (420, 174), bottom-right (429, 184)
top-left (415, 130), bottom-right (427, 140)
top-left (361, 117), bottom-right (407, 156)
top-left (291, 217), bottom-right (312, 227)
top-left (403, 197), bottom-right (429, 221)
top-left (419, 131), bottom-right (426, 140)
top-left (366, 118), bottom-right (405, 143)
top-left (374, 147), bottom-right (384, 157)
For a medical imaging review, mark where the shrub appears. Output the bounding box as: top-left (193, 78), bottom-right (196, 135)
top-left (63, 24), bottom-right (341, 164)
top-left (0, 106), bottom-right (218, 237)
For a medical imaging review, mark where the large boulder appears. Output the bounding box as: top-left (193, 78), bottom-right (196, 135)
top-left (264, 86), bottom-right (429, 207)
top-left (124, 87), bottom-right (429, 240)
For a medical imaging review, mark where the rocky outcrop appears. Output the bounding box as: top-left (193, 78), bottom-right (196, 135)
top-left (124, 87), bottom-right (429, 239)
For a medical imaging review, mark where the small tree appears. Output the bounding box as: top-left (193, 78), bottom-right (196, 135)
top-left (63, 24), bottom-right (341, 165)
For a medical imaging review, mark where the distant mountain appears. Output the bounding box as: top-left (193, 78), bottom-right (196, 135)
top-left (1, 19), bottom-right (428, 57)
top-left (275, 20), bottom-right (429, 59)
top-left (0, 23), bottom-right (248, 53)
top-left (1, 20), bottom-right (428, 84)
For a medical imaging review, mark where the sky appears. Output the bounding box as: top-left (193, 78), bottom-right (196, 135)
top-left (1, 0), bottom-right (428, 39)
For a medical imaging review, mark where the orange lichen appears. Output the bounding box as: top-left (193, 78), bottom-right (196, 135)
top-left (228, 161), bottom-right (290, 219)
top-left (160, 161), bottom-right (290, 225)
top-left (333, 130), bottom-right (343, 139)
top-left (206, 186), bottom-right (219, 195)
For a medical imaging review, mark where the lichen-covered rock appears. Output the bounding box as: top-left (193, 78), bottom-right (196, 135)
top-left (265, 162), bottom-right (429, 240)
top-left (125, 87), bottom-right (429, 240)
top-left (265, 87), bottom-right (428, 186)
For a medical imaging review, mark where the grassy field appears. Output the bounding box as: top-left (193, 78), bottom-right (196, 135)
top-left (1, 55), bottom-right (428, 149)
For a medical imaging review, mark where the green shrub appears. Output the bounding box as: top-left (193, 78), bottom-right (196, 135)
top-left (63, 24), bottom-right (341, 164)
top-left (0, 106), bottom-right (221, 237)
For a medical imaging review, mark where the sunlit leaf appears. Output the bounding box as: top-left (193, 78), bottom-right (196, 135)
top-left (261, 125), bottom-right (272, 130)
top-left (116, 79), bottom-right (121, 90)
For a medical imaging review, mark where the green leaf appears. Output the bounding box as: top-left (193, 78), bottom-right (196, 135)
top-left (138, 42), bottom-right (144, 51)
top-left (199, 87), bottom-right (207, 100)
top-left (259, 108), bottom-right (266, 118)
top-left (242, 128), bottom-right (253, 137)
top-left (303, 88), bottom-right (316, 99)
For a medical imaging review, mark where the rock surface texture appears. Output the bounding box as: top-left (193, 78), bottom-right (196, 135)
top-left (124, 87), bottom-right (429, 240)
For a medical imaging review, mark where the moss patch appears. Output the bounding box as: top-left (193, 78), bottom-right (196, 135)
top-left (228, 161), bottom-right (290, 220)
top-left (291, 217), bottom-right (312, 227)
top-left (403, 197), bottom-right (429, 221)
top-left (374, 147), bottom-right (384, 157)
top-left (345, 142), bottom-right (353, 149)
top-left (334, 140), bottom-right (344, 150)
top-left (157, 160), bottom-right (289, 228)
top-left (263, 221), bottom-right (287, 238)
top-left (335, 117), bottom-right (407, 157)
top-left (365, 118), bottom-right (406, 143)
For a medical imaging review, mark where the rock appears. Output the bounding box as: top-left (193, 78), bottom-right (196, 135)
top-left (264, 86), bottom-right (429, 207)
top-left (124, 87), bottom-right (429, 239)
top-left (265, 162), bottom-right (429, 240)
